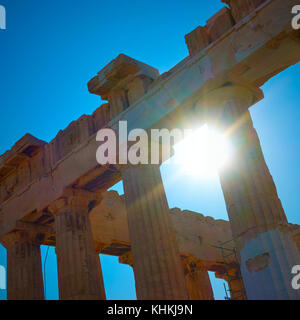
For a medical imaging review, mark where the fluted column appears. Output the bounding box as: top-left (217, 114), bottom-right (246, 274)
top-left (1, 231), bottom-right (44, 300)
top-left (199, 84), bottom-right (300, 300)
top-left (121, 164), bottom-right (188, 300)
top-left (119, 251), bottom-right (138, 295)
top-left (182, 257), bottom-right (214, 300)
top-left (50, 188), bottom-right (106, 300)
top-left (224, 276), bottom-right (246, 300)
top-left (293, 233), bottom-right (300, 254)
top-left (215, 267), bottom-right (247, 300)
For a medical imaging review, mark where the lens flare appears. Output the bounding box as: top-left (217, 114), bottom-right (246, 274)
top-left (174, 124), bottom-right (232, 178)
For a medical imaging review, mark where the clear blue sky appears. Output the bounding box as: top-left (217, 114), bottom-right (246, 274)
top-left (1, 0), bottom-right (300, 300)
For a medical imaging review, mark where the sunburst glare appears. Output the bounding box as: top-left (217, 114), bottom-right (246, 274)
top-left (173, 124), bottom-right (232, 178)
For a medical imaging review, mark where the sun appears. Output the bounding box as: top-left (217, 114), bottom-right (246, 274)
top-left (173, 124), bottom-right (232, 178)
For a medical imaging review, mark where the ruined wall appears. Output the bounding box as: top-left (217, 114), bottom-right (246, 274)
top-left (90, 190), bottom-right (233, 266)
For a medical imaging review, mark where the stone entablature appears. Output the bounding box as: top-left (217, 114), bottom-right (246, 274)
top-left (1, 0), bottom-right (299, 232)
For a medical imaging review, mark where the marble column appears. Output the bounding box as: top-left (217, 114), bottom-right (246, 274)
top-left (50, 188), bottom-right (106, 300)
top-left (1, 231), bottom-right (44, 300)
top-left (198, 84), bottom-right (300, 300)
top-left (119, 251), bottom-right (138, 295)
top-left (182, 257), bottom-right (214, 300)
top-left (121, 164), bottom-right (188, 300)
top-left (225, 276), bottom-right (246, 300)
top-left (215, 267), bottom-right (247, 300)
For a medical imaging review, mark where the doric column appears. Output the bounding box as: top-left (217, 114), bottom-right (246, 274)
top-left (292, 231), bottom-right (300, 254)
top-left (121, 164), bottom-right (188, 300)
top-left (182, 256), bottom-right (214, 300)
top-left (49, 188), bottom-right (106, 300)
top-left (89, 54), bottom-right (186, 299)
top-left (215, 266), bottom-right (247, 300)
top-left (198, 84), bottom-right (300, 300)
top-left (1, 231), bottom-right (44, 300)
top-left (119, 251), bottom-right (137, 294)
top-left (227, 277), bottom-right (246, 300)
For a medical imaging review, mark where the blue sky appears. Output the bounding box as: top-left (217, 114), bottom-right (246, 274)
top-left (0, 0), bottom-right (300, 300)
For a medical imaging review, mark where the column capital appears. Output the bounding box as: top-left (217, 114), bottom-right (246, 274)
top-left (0, 229), bottom-right (41, 249)
top-left (48, 188), bottom-right (103, 215)
top-left (88, 54), bottom-right (159, 100)
top-left (195, 81), bottom-right (263, 123)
